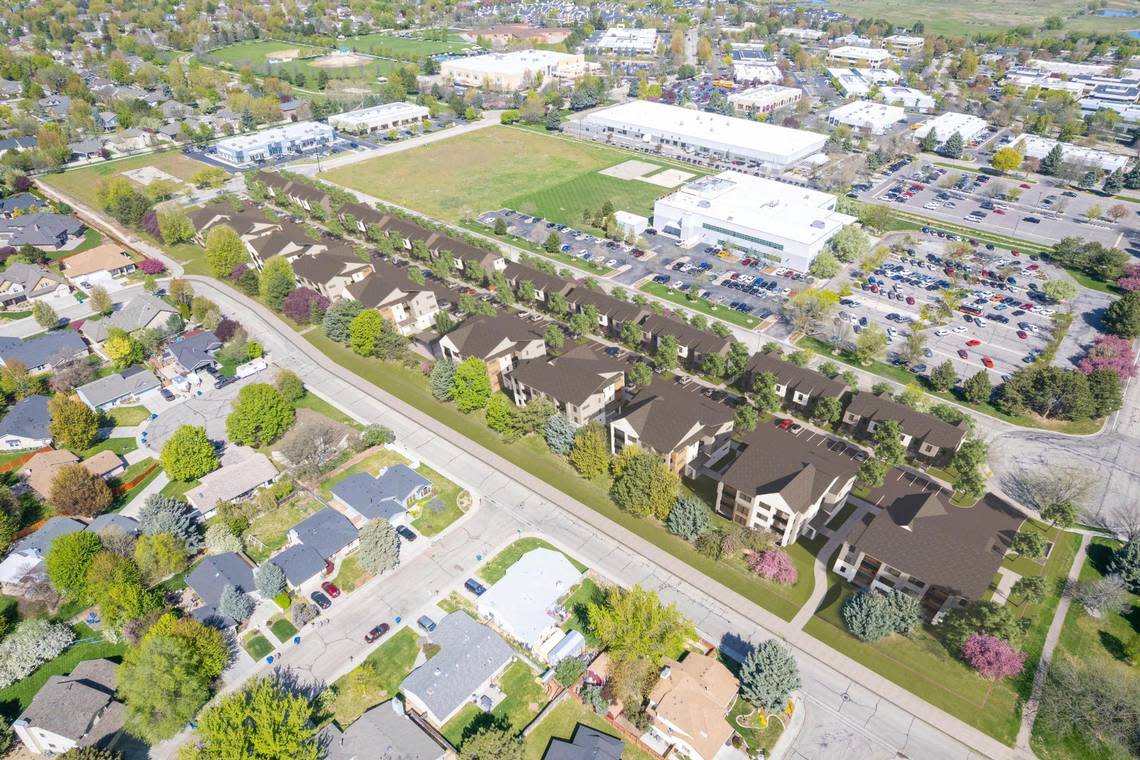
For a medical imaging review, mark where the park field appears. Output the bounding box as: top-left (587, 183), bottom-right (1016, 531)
top-left (343, 32), bottom-right (474, 59)
top-left (40, 150), bottom-right (223, 209)
top-left (824, 0), bottom-right (1140, 36)
top-left (320, 126), bottom-right (707, 228)
top-left (206, 40), bottom-right (330, 67)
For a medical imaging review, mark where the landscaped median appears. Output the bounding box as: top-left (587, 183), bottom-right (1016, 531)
top-left (639, 280), bottom-right (763, 329)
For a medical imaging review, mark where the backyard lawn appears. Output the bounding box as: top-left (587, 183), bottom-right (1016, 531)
top-left (329, 626), bottom-right (420, 727)
top-left (478, 537), bottom-right (587, 584)
top-left (244, 496), bottom-right (324, 563)
top-left (106, 405), bottom-right (151, 426)
top-left (523, 697), bottom-right (657, 760)
top-left (320, 127), bottom-right (706, 230)
top-left (80, 437), bottom-right (138, 459)
top-left (319, 447), bottom-right (411, 499)
top-left (441, 660), bottom-right (547, 747)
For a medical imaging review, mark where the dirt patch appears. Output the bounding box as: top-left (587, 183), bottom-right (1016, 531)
top-left (122, 166), bottom-right (183, 187)
top-left (642, 168), bottom-right (695, 187)
top-left (599, 159), bottom-right (660, 180)
top-left (266, 48), bottom-right (304, 62)
top-left (310, 52), bottom-right (374, 68)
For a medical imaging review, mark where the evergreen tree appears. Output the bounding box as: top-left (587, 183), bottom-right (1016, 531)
top-left (738, 640), bottom-right (800, 712)
top-left (429, 359), bottom-right (455, 401)
top-left (543, 414), bottom-right (575, 455)
top-left (940, 131), bottom-right (965, 159)
top-left (1040, 143), bottom-right (1064, 176)
top-left (666, 495), bottom-right (710, 540)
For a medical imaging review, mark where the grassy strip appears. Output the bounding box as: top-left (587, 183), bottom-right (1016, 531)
top-left (640, 281), bottom-right (762, 329)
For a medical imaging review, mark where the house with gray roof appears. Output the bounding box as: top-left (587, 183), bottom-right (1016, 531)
top-left (0, 263), bottom-right (70, 309)
top-left (287, 507), bottom-right (358, 561)
top-left (543, 725), bottom-right (624, 760)
top-left (320, 701), bottom-right (448, 760)
top-left (269, 543), bottom-right (327, 589)
top-left (0, 517), bottom-right (85, 594)
top-left (0, 213), bottom-right (85, 249)
top-left (166, 331), bottom-right (222, 373)
top-left (186, 551), bottom-right (255, 627)
top-left (76, 367), bottom-right (162, 411)
top-left (0, 394), bottom-right (52, 448)
top-left (0, 331), bottom-right (87, 373)
top-left (0, 193), bottom-right (48, 218)
top-left (0, 136), bottom-right (36, 155)
top-left (81, 293), bottom-right (179, 344)
top-left (13, 659), bottom-right (124, 755)
top-left (330, 464), bottom-right (430, 525)
top-left (11, 516), bottom-right (84, 556)
top-left (400, 611), bottom-right (515, 728)
top-left (85, 514), bottom-right (140, 538)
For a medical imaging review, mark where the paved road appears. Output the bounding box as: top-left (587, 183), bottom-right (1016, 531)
top-left (184, 276), bottom-right (1004, 760)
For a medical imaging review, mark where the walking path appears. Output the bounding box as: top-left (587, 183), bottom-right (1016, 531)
top-left (1014, 533), bottom-right (1089, 751)
top-left (791, 503), bottom-right (873, 630)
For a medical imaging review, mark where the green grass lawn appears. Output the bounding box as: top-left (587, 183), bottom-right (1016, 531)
top-left (333, 554), bottom-right (370, 593)
top-left (825, 502), bottom-right (858, 531)
top-left (294, 392), bottom-right (362, 429)
top-left (65, 227), bottom-right (106, 256)
top-left (523, 697), bottom-right (657, 760)
top-left (206, 39), bottom-right (329, 66)
top-left (640, 281), bottom-right (762, 329)
top-left (244, 496), bottom-right (324, 563)
top-left (319, 447), bottom-right (411, 499)
top-left (1031, 537), bottom-right (1139, 760)
top-left (561, 578), bottom-right (606, 646)
top-left (442, 660), bottom-right (547, 747)
top-left (329, 626), bottom-right (420, 727)
top-left (0, 624), bottom-right (125, 721)
top-left (479, 537), bottom-right (588, 584)
top-left (106, 405), bottom-right (151, 427)
top-left (160, 478), bottom-right (199, 499)
top-left (410, 464), bottom-right (466, 536)
top-left (728, 697), bottom-right (785, 756)
top-left (242, 633), bottom-right (273, 661)
top-left (437, 590), bottom-right (477, 616)
top-left (823, 0), bottom-right (1140, 36)
top-left (321, 126), bottom-right (706, 230)
top-left (343, 32), bottom-right (473, 59)
top-left (80, 436), bottom-right (138, 459)
top-left (269, 617), bottom-right (299, 643)
top-left (302, 330), bottom-right (818, 622)
top-left (40, 150), bottom-right (219, 209)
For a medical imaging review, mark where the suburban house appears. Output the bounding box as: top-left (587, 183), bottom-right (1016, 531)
top-left (185, 447), bottom-right (278, 516)
top-left (0, 394), bottom-right (53, 448)
top-left (842, 391), bottom-right (967, 460)
top-left (435, 312), bottom-right (548, 392)
top-left (21, 449), bottom-right (124, 499)
top-left (505, 343), bottom-right (626, 427)
top-left (269, 543), bottom-right (328, 590)
top-left (0, 331), bottom-right (87, 373)
top-left (0, 213), bottom-right (85, 249)
top-left (187, 202), bottom-right (281, 245)
top-left (319, 701), bottom-right (449, 760)
top-left (86, 513), bottom-right (140, 540)
top-left (713, 424), bottom-right (859, 546)
top-left (60, 244), bottom-right (136, 281)
top-left (745, 352), bottom-right (848, 410)
top-left (476, 547), bottom-right (584, 649)
top-left (609, 379), bottom-right (735, 476)
top-left (646, 653), bottom-right (739, 760)
top-left (566, 286), bottom-right (649, 337)
top-left (427, 234), bottom-right (505, 277)
top-left (165, 331), bottom-right (222, 374)
top-left (400, 611), bottom-right (516, 729)
top-left (287, 507), bottom-right (360, 564)
top-left (543, 724), bottom-right (623, 760)
top-left (0, 517), bottom-right (84, 595)
top-left (80, 292), bottom-right (179, 343)
top-left (337, 201), bottom-right (388, 235)
top-left (344, 260), bottom-right (440, 336)
top-left (75, 367), bottom-right (162, 411)
top-left (640, 315), bottom-right (731, 371)
top-left (0, 263), bottom-right (70, 310)
top-left (833, 481), bottom-right (1025, 619)
top-left (292, 247), bottom-right (372, 300)
top-left (0, 193), bottom-right (49, 217)
top-left (282, 182), bottom-right (331, 214)
top-left (186, 551), bottom-right (256, 626)
top-left (330, 464), bottom-right (430, 526)
top-left (13, 659), bottom-right (124, 756)
top-left (246, 228), bottom-right (326, 269)
top-left (502, 262), bottom-right (573, 306)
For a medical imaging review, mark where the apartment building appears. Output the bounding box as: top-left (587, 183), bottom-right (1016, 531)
top-left (435, 312), bottom-right (548, 391)
top-left (842, 391), bottom-right (967, 461)
top-left (506, 343), bottom-right (625, 426)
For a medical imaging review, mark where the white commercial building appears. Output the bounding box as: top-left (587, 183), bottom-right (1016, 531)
top-left (828, 101), bottom-right (906, 134)
top-left (577, 100), bottom-right (827, 169)
top-left (880, 86), bottom-right (936, 112)
top-left (440, 50), bottom-right (586, 91)
top-left (729, 84), bottom-right (803, 114)
top-left (214, 121), bottom-right (335, 166)
top-left (653, 171), bottom-right (856, 272)
top-left (1013, 135), bottom-right (1131, 172)
top-left (327, 102), bottom-right (430, 134)
top-left (827, 45), bottom-right (893, 69)
top-left (913, 112), bottom-right (988, 147)
top-left (829, 67), bottom-right (901, 97)
top-left (591, 26), bottom-right (658, 55)
top-left (778, 27), bottom-right (826, 41)
top-left (732, 61), bottom-right (783, 83)
top-left (476, 548), bottom-right (584, 649)
top-left (883, 34), bottom-right (925, 53)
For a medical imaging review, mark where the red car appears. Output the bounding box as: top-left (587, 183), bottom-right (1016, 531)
top-left (777, 418), bottom-right (795, 430)
top-left (321, 581), bottom-right (341, 599)
top-left (364, 623), bottom-right (390, 643)
top-left (966, 339), bottom-right (981, 347)
top-left (1027, 264), bottom-right (1039, 271)
top-left (958, 349), bottom-right (969, 359)
top-left (1019, 183), bottom-right (1031, 189)
top-left (1016, 330), bottom-right (1028, 339)
top-left (994, 209), bottom-right (1007, 215)
top-left (982, 357), bottom-right (995, 368)
top-left (905, 296), bottom-right (915, 305)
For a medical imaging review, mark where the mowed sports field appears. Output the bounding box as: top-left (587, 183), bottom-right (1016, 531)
top-left (320, 127), bottom-right (706, 227)
top-left (207, 40), bottom-right (330, 66)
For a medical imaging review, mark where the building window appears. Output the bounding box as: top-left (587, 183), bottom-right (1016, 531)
top-left (701, 223), bottom-right (785, 252)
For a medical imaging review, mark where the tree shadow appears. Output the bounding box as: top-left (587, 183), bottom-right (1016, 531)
top-left (1098, 630), bottom-right (1129, 662)
top-left (1087, 542), bottom-right (1115, 576)
top-left (458, 711), bottom-right (509, 745)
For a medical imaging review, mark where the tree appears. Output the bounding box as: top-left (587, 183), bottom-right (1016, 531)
top-left (872, 419), bottom-right (906, 466)
top-left (56, 749), bottom-right (122, 760)
top-left (991, 147), bottom-right (1022, 174)
top-left (458, 727), bottom-right (524, 760)
top-left (157, 208), bottom-right (194, 245)
top-left (1042, 278), bottom-right (1077, 304)
top-left (654, 334), bottom-right (679, 370)
top-left (322, 300), bottom-right (363, 343)
top-left (134, 533), bottom-right (187, 586)
top-left (205, 225), bottom-right (246, 278)
top-left (138, 495), bottom-right (202, 552)
top-left (1039, 143), bottom-right (1064, 176)
top-left (273, 370), bottom-right (305, 403)
top-left (667, 495), bottom-right (710, 540)
top-left (544, 413), bottom-right (575, 455)
top-left (1011, 575), bottom-right (1046, 604)
top-left (259, 256), bottom-right (296, 310)
top-left (1040, 500), bottom-right (1078, 530)
top-left (609, 447), bottom-right (679, 520)
top-left (32, 300), bottom-right (58, 330)
top-left (218, 583), bottom-right (255, 622)
top-left (747, 549), bottom-right (797, 585)
top-left (920, 128), bottom-right (939, 153)
top-left (160, 425), bottom-right (218, 481)
top-left (734, 404), bottom-right (759, 432)
top-left (930, 360), bottom-right (958, 391)
top-left (1105, 291), bottom-right (1140, 338)
top-left (961, 634), bottom-right (1025, 679)
top-left (48, 393), bottom-right (99, 451)
top-left (90, 286), bottom-right (113, 316)
top-left (450, 357), bottom-right (492, 412)
top-left (1035, 658), bottom-right (1140, 753)
top-left (45, 531), bottom-right (102, 598)
top-left (627, 362), bottom-right (652, 388)
top-left (940, 132), bottom-right (964, 159)
top-left (0, 619), bottom-right (75, 689)
top-left (854, 323), bottom-right (888, 365)
top-left (544, 323), bottom-right (564, 352)
top-left (190, 675), bottom-right (320, 760)
top-left (1073, 574), bottom-right (1129, 618)
top-left (226, 383), bottom-right (295, 446)
top-left (961, 370), bottom-right (993, 404)
top-left (857, 458), bottom-right (888, 488)
top-left (358, 519), bottom-right (399, 574)
top-left (255, 562), bottom-right (287, 598)
top-left (751, 371), bottom-right (780, 413)
top-left (808, 250), bottom-right (840, 278)
top-left (830, 225), bottom-right (869, 262)
top-left (841, 590), bottom-right (921, 641)
top-left (812, 395), bottom-right (842, 425)
top-left (493, 218), bottom-right (507, 235)
top-left (1010, 531), bottom-right (1046, 559)
top-left (941, 600), bottom-right (1028, 651)
top-left (49, 464), bottom-right (113, 517)
top-left (429, 360), bottom-right (455, 401)
top-left (485, 393), bottom-right (517, 436)
top-left (739, 640), bottom-right (800, 712)
top-left (103, 327), bottom-right (145, 370)
top-left (281, 287), bottom-right (329, 325)
top-left (119, 635), bottom-right (212, 742)
top-left (555, 656), bottom-right (586, 686)
top-left (569, 422), bottom-right (610, 478)
top-left (702, 352), bottom-right (726, 379)
top-left (1108, 540), bottom-right (1140, 592)
top-left (587, 585), bottom-right (695, 664)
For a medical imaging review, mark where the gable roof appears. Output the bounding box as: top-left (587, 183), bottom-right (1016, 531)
top-left (290, 507), bottom-right (358, 559)
top-left (613, 379), bottom-right (734, 454)
top-left (187, 202), bottom-right (277, 239)
top-left (292, 248), bottom-right (371, 287)
top-left (0, 193), bottom-right (48, 216)
top-left (565, 286), bottom-right (648, 325)
top-left (338, 201), bottom-right (387, 228)
top-left (186, 552), bottom-right (254, 619)
top-left (845, 391), bottom-right (967, 449)
top-left (270, 543), bottom-right (326, 587)
top-left (76, 367), bottom-right (161, 408)
top-left (185, 447), bottom-right (277, 514)
top-left (0, 394), bottom-right (51, 441)
top-left (641, 314), bottom-right (731, 357)
top-left (443, 312), bottom-right (547, 360)
top-left (511, 344), bottom-right (625, 407)
top-left (0, 262), bottom-right (66, 302)
top-left (648, 653), bottom-right (737, 760)
top-left (167, 331), bottom-right (222, 372)
top-left (343, 259), bottom-right (426, 309)
top-left (0, 213), bottom-right (84, 246)
top-left (60, 243), bottom-right (134, 278)
top-left (17, 658), bottom-right (123, 744)
top-left (0, 330), bottom-right (86, 370)
top-left (746, 352), bottom-right (847, 400)
top-left (320, 701), bottom-right (448, 760)
top-left (80, 293), bottom-right (177, 342)
top-left (543, 725), bottom-right (624, 760)
top-left (11, 515), bottom-right (84, 555)
top-left (331, 464), bottom-right (429, 522)
top-left (503, 262), bottom-right (572, 299)
top-left (22, 448), bottom-right (81, 497)
top-left (86, 513), bottom-right (140, 537)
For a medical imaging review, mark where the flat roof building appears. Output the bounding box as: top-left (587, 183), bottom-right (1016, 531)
top-left (577, 100), bottom-right (827, 169)
top-left (828, 101), bottom-right (906, 134)
top-left (440, 50), bottom-right (586, 91)
top-left (881, 86), bottom-right (936, 112)
top-left (883, 34), bottom-right (925, 53)
top-left (913, 112), bottom-right (988, 147)
top-left (214, 121), bottom-right (335, 166)
top-left (729, 84), bottom-right (802, 114)
top-left (828, 67), bottom-right (900, 97)
top-left (732, 61), bottom-right (783, 84)
top-left (778, 27), bottom-right (826, 41)
top-left (327, 102), bottom-right (430, 135)
top-left (590, 26), bottom-right (658, 55)
top-left (827, 45), bottom-right (893, 69)
top-left (1013, 134), bottom-right (1130, 173)
top-left (653, 171), bottom-right (856, 273)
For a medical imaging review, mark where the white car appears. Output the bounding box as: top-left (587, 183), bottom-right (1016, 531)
top-left (952, 325), bottom-right (968, 334)
top-left (605, 259), bottom-right (618, 268)
top-left (935, 329), bottom-right (950, 336)
top-left (1038, 308), bottom-right (1055, 316)
top-left (974, 318), bottom-right (987, 327)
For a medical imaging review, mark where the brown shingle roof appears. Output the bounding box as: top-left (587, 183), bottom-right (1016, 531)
top-left (648, 653), bottom-right (737, 760)
top-left (615, 378), bottom-right (734, 454)
top-left (444, 312), bottom-right (547, 360)
top-left (292, 248), bottom-right (371, 285)
top-left (566, 286), bottom-right (649, 325)
top-left (641, 314), bottom-right (731, 357)
top-left (846, 391), bottom-right (967, 449)
top-left (60, 243), bottom-right (134, 278)
top-left (511, 344), bottom-right (624, 406)
top-left (503, 262), bottom-right (572, 299)
top-left (746, 352), bottom-right (847, 400)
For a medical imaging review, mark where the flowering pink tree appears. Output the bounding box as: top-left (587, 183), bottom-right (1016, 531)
top-left (961, 634), bottom-right (1025, 679)
top-left (281, 287), bottom-right (330, 324)
top-left (747, 549), bottom-right (798, 585)
top-left (138, 258), bottom-right (166, 275)
top-left (1077, 334), bottom-right (1137, 380)
top-left (1117, 263), bottom-right (1140, 292)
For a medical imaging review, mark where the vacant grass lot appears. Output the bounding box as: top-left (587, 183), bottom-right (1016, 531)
top-left (41, 151), bottom-right (221, 209)
top-left (823, 0), bottom-right (1138, 36)
top-left (523, 698), bottom-right (657, 760)
top-left (441, 660), bottom-right (547, 747)
top-left (321, 127), bottom-right (703, 229)
top-left (329, 626), bottom-right (420, 727)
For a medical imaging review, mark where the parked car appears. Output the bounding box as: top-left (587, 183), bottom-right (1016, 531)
top-left (396, 525), bottom-right (418, 542)
top-left (777, 418), bottom-right (795, 430)
top-left (364, 623), bottom-right (390, 643)
top-left (160, 388), bottom-right (175, 401)
top-left (320, 581), bottom-right (341, 598)
top-left (982, 357), bottom-right (995, 368)
top-left (417, 615), bottom-right (436, 632)
top-left (465, 578), bottom-right (487, 596)
top-left (310, 591), bottom-right (332, 610)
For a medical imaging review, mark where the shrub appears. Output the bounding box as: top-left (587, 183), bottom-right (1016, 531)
top-left (281, 287), bottom-right (329, 325)
top-left (961, 634), bottom-right (1026, 679)
top-left (554, 656), bottom-right (586, 686)
top-left (747, 549), bottom-right (798, 585)
top-left (841, 590), bottom-right (920, 641)
top-left (666, 495), bottom-right (710, 540)
top-left (139, 258), bottom-right (166, 275)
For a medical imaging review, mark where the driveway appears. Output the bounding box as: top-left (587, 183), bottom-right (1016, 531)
top-left (142, 373), bottom-right (260, 451)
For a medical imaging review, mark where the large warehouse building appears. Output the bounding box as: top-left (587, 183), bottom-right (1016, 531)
top-left (1013, 135), bottom-right (1130, 172)
top-left (214, 121), bottom-right (335, 166)
top-left (828, 101), bottom-right (906, 134)
top-left (328, 102), bottom-right (430, 134)
top-left (653, 171), bottom-right (856, 272)
top-left (576, 100), bottom-right (827, 170)
top-left (440, 50), bottom-right (586, 91)
top-left (913, 112), bottom-right (988, 147)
